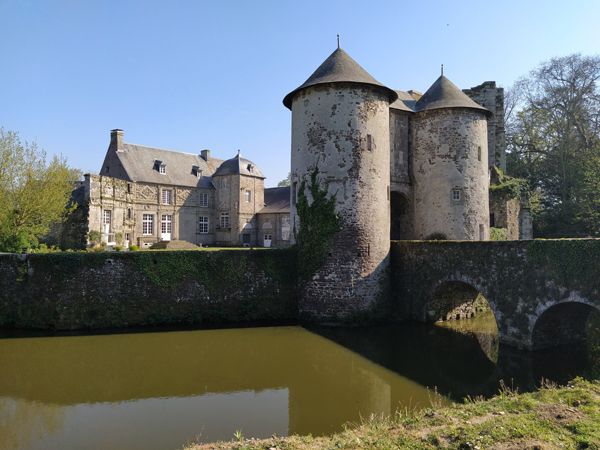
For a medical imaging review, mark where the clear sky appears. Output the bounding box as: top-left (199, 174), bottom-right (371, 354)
top-left (1, 0), bottom-right (599, 187)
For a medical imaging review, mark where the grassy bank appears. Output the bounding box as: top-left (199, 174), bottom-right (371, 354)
top-left (186, 378), bottom-right (600, 450)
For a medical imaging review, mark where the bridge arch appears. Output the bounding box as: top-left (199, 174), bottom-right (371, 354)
top-left (390, 192), bottom-right (412, 240)
top-left (423, 277), bottom-right (496, 323)
top-left (531, 298), bottom-right (600, 350)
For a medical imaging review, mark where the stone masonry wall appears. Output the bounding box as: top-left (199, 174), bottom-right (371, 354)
top-left (411, 108), bottom-right (490, 240)
top-left (290, 83), bottom-right (391, 317)
top-left (0, 249), bottom-right (297, 330)
top-left (489, 191), bottom-right (520, 240)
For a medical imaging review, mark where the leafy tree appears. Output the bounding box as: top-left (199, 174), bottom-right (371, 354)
top-left (0, 128), bottom-right (81, 251)
top-left (506, 54), bottom-right (600, 237)
top-left (277, 172), bottom-right (291, 187)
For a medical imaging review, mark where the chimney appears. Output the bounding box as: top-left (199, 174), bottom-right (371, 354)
top-left (111, 129), bottom-right (123, 151)
top-left (201, 149), bottom-right (210, 162)
top-left (408, 90), bottom-right (423, 101)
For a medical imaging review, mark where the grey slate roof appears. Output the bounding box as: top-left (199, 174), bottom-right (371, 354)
top-left (258, 187), bottom-right (290, 214)
top-left (117, 143), bottom-right (224, 188)
top-left (283, 47), bottom-right (398, 109)
top-left (415, 76), bottom-right (492, 117)
top-left (212, 152), bottom-right (265, 179)
top-left (389, 90), bottom-right (417, 113)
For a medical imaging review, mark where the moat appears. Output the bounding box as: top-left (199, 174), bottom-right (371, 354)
top-left (0, 312), bottom-right (595, 450)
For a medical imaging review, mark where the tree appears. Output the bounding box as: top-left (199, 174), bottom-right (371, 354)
top-left (0, 128), bottom-right (81, 251)
top-left (505, 54), bottom-right (600, 237)
top-left (277, 172), bottom-right (291, 187)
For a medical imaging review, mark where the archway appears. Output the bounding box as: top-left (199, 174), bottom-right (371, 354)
top-left (531, 302), bottom-right (600, 350)
top-left (426, 281), bottom-right (498, 365)
top-left (390, 192), bottom-right (412, 240)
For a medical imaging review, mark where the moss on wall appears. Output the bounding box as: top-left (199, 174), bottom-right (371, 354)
top-left (0, 249), bottom-right (298, 330)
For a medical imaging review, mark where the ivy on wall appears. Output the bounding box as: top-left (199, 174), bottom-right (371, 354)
top-left (294, 167), bottom-right (343, 280)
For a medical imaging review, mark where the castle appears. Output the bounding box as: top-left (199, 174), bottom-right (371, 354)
top-left (283, 45), bottom-right (531, 317)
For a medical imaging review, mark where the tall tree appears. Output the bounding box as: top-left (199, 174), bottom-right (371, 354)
top-left (277, 172), bottom-right (291, 187)
top-left (506, 54), bottom-right (600, 237)
top-left (0, 128), bottom-right (81, 251)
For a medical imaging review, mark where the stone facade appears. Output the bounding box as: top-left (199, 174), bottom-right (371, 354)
top-left (80, 131), bottom-right (290, 249)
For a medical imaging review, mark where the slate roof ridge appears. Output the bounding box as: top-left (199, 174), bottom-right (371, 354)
top-left (283, 47), bottom-right (398, 109)
top-left (123, 142), bottom-right (204, 157)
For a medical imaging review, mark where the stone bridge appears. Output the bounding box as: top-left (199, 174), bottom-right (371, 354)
top-left (390, 239), bottom-right (600, 350)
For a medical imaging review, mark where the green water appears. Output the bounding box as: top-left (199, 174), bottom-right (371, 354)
top-left (0, 312), bottom-right (593, 450)
top-left (0, 326), bottom-right (446, 450)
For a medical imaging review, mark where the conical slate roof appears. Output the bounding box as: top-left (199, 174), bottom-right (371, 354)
top-left (415, 76), bottom-right (492, 117)
top-left (212, 152), bottom-right (265, 179)
top-left (283, 47), bottom-right (398, 109)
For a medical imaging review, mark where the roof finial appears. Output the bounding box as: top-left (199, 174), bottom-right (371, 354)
top-left (237, 149), bottom-right (241, 157)
top-left (337, 34), bottom-right (340, 48)
top-left (441, 64), bottom-right (444, 76)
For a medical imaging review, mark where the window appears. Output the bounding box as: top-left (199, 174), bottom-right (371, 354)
top-left (478, 146), bottom-right (482, 162)
top-left (161, 215), bottom-right (172, 234)
top-left (199, 192), bottom-right (208, 207)
top-left (103, 210), bottom-right (111, 225)
top-left (281, 216), bottom-right (290, 241)
top-left (127, 208), bottom-right (131, 219)
top-left (245, 190), bottom-right (251, 202)
top-left (452, 189), bottom-right (461, 202)
top-left (159, 164), bottom-right (166, 174)
top-left (220, 212), bottom-right (229, 228)
top-left (125, 233), bottom-right (130, 242)
top-left (199, 216), bottom-right (209, 234)
top-left (479, 224), bottom-right (485, 240)
top-left (162, 189), bottom-right (172, 205)
top-left (490, 214), bottom-right (495, 228)
top-left (197, 169), bottom-right (203, 178)
top-left (127, 183), bottom-right (131, 193)
top-left (367, 134), bottom-right (373, 151)
top-left (221, 178), bottom-right (227, 189)
top-left (247, 164), bottom-right (254, 173)
top-left (292, 182), bottom-right (297, 205)
top-left (143, 214), bottom-right (154, 235)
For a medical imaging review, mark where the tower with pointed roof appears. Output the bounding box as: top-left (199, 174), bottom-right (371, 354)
top-left (412, 75), bottom-right (491, 240)
top-left (284, 46), bottom-right (397, 316)
top-left (284, 46), bottom-right (506, 318)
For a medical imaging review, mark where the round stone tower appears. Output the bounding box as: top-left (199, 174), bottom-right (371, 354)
top-left (283, 46), bottom-right (398, 318)
top-left (412, 75), bottom-right (492, 240)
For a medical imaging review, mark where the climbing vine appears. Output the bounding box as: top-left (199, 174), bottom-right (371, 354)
top-left (489, 166), bottom-right (530, 203)
top-left (294, 166), bottom-right (343, 280)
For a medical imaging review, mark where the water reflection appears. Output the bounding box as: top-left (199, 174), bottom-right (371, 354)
top-left (0, 326), bottom-right (442, 450)
top-left (0, 315), bottom-right (594, 450)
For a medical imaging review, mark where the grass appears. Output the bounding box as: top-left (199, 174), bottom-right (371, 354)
top-left (185, 377), bottom-right (600, 450)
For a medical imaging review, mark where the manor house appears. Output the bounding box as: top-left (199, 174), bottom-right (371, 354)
top-left (81, 130), bottom-right (290, 249)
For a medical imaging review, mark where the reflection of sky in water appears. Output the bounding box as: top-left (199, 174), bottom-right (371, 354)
top-left (0, 326), bottom-right (441, 450)
top-left (0, 390), bottom-right (288, 450)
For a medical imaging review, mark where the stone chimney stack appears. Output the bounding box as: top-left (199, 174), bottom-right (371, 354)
top-left (201, 149), bottom-right (210, 162)
top-left (111, 129), bottom-right (124, 152)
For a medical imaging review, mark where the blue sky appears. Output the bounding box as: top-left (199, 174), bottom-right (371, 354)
top-left (1, 0), bottom-right (599, 187)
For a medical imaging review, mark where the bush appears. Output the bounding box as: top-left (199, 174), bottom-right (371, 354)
top-left (88, 230), bottom-right (101, 246)
top-left (115, 232), bottom-right (124, 245)
top-left (129, 245), bottom-right (139, 251)
top-left (490, 227), bottom-right (509, 241)
top-left (115, 246), bottom-right (123, 251)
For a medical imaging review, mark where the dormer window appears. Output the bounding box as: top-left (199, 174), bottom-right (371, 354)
top-left (193, 165), bottom-right (202, 178)
top-left (247, 164), bottom-right (254, 173)
top-left (159, 164), bottom-right (166, 174)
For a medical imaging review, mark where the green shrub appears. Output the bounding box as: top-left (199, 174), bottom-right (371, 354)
top-left (115, 232), bottom-right (124, 245)
top-left (490, 227), bottom-right (509, 241)
top-left (88, 230), bottom-right (101, 246)
top-left (129, 245), bottom-right (139, 251)
top-left (115, 246), bottom-right (123, 251)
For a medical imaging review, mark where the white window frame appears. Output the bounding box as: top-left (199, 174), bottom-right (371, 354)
top-left (143, 214), bottom-right (154, 235)
top-left (162, 189), bottom-right (172, 205)
top-left (245, 190), bottom-right (251, 203)
top-left (199, 216), bottom-right (209, 234)
top-left (452, 189), bottom-right (462, 202)
top-left (220, 212), bottom-right (229, 228)
top-left (161, 214), bottom-right (172, 234)
top-left (103, 210), bottom-right (111, 225)
top-left (159, 164), bottom-right (166, 174)
top-left (199, 192), bottom-right (208, 208)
